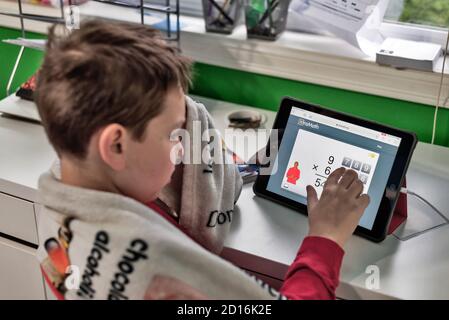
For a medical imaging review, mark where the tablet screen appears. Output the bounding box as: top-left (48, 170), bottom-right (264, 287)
top-left (266, 106), bottom-right (402, 231)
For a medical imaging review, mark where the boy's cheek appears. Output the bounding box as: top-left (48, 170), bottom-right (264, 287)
top-left (152, 150), bottom-right (175, 186)
top-left (168, 142), bottom-right (180, 167)
top-left (168, 140), bottom-right (184, 164)
top-left (166, 161), bottom-right (176, 183)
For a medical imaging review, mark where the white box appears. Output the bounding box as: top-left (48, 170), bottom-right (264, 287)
top-left (376, 37), bottom-right (442, 72)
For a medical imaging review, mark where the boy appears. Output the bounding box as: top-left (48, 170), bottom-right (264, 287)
top-left (35, 20), bottom-right (369, 300)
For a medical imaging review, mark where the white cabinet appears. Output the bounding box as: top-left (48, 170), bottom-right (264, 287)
top-left (0, 191), bottom-right (45, 299)
top-left (0, 236), bottom-right (46, 299)
top-left (0, 192), bottom-right (38, 245)
top-left (0, 114), bottom-right (57, 299)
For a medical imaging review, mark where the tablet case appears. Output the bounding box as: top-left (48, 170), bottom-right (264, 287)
top-left (387, 179), bottom-right (407, 235)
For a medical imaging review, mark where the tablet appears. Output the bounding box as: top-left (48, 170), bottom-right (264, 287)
top-left (253, 97), bottom-right (417, 242)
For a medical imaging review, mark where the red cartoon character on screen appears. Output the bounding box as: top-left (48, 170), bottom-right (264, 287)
top-left (286, 161), bottom-right (301, 185)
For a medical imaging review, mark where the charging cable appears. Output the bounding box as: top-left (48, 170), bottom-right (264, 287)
top-left (400, 187), bottom-right (449, 223)
top-left (431, 28), bottom-right (449, 145)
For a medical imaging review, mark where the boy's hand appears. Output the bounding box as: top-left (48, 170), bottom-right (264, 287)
top-left (306, 167), bottom-right (370, 249)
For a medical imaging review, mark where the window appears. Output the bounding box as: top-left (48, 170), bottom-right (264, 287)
top-left (382, 0), bottom-right (449, 47)
top-left (385, 0), bottom-right (449, 29)
top-left (282, 0), bottom-right (449, 48)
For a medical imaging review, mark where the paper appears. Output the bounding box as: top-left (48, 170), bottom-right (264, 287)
top-left (290, 0), bottom-right (390, 56)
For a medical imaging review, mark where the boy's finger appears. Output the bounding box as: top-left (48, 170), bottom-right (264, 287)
top-left (325, 167), bottom-right (346, 186)
top-left (306, 185), bottom-right (319, 210)
top-left (358, 194), bottom-right (371, 209)
top-left (348, 179), bottom-right (364, 198)
top-left (339, 169), bottom-right (358, 189)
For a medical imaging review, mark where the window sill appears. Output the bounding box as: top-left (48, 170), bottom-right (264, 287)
top-left (180, 17), bottom-right (449, 108)
top-left (1, 0), bottom-right (448, 107)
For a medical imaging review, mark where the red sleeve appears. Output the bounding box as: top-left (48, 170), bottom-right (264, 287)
top-left (280, 236), bottom-right (344, 300)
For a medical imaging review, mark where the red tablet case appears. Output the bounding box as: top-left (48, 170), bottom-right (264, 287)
top-left (387, 179), bottom-right (408, 235)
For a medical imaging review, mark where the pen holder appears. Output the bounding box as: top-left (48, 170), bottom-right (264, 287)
top-left (244, 0), bottom-right (291, 41)
top-left (202, 0), bottom-right (243, 34)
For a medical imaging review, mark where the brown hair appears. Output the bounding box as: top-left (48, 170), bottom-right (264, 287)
top-left (35, 19), bottom-right (192, 159)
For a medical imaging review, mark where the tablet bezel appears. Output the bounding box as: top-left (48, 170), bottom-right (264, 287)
top-left (253, 97), bottom-right (417, 242)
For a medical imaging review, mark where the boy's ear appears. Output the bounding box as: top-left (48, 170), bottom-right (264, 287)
top-left (98, 124), bottom-right (127, 171)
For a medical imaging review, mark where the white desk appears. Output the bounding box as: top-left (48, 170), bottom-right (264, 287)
top-left (194, 96), bottom-right (449, 300)
top-left (1, 95), bottom-right (449, 299)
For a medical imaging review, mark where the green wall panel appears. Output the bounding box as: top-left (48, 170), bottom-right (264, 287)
top-left (190, 63), bottom-right (449, 147)
top-left (0, 27), bottom-right (45, 100)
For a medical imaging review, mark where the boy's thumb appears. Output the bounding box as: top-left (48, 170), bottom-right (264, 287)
top-left (306, 185), bottom-right (318, 209)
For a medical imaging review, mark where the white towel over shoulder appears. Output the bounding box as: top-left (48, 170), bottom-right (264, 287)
top-left (160, 96), bottom-right (243, 254)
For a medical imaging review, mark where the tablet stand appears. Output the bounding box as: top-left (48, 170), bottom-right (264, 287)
top-left (387, 179), bottom-right (408, 235)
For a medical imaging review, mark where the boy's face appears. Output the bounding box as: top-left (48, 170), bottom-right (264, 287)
top-left (115, 85), bottom-right (186, 203)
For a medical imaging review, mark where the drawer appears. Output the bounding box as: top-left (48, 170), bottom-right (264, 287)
top-left (0, 192), bottom-right (38, 245)
top-left (0, 236), bottom-right (46, 299)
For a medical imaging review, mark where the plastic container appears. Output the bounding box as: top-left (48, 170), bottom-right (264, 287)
top-left (202, 0), bottom-right (243, 34)
top-left (244, 0), bottom-right (290, 40)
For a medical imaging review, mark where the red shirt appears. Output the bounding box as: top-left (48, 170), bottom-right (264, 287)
top-left (280, 236), bottom-right (344, 300)
top-left (287, 166), bottom-right (301, 184)
top-left (148, 201), bottom-right (344, 300)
